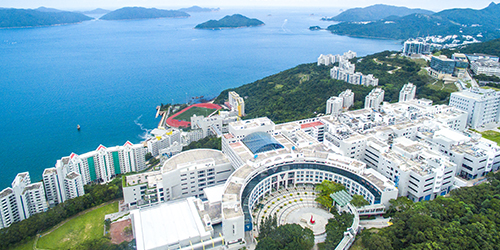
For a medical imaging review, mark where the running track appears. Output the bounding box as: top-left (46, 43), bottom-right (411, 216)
top-left (166, 103), bottom-right (222, 128)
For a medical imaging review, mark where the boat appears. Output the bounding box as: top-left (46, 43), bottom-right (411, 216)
top-left (77, 124), bottom-right (81, 130)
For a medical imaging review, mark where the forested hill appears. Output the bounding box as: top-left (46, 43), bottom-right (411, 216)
top-left (326, 2), bottom-right (500, 41)
top-left (214, 51), bottom-right (451, 123)
top-left (359, 172), bottom-right (500, 249)
top-left (0, 8), bottom-right (92, 28)
top-left (100, 7), bottom-right (189, 21)
top-left (322, 4), bottom-right (433, 22)
top-left (195, 14), bottom-right (264, 29)
top-left (440, 37), bottom-right (500, 58)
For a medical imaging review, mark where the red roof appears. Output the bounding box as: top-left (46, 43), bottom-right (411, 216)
top-left (124, 141), bottom-right (133, 146)
top-left (70, 153), bottom-right (77, 159)
top-left (96, 145), bottom-right (106, 151)
top-left (301, 121), bottom-right (324, 129)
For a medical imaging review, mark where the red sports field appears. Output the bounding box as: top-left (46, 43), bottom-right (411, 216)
top-left (166, 103), bottom-right (222, 128)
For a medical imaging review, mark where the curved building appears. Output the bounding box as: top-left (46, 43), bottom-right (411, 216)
top-left (220, 118), bottom-right (397, 245)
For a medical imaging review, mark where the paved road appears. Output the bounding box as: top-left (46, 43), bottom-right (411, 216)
top-left (359, 216), bottom-right (392, 229)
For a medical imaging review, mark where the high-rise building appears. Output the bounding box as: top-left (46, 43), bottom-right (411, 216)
top-left (365, 88), bottom-right (385, 110)
top-left (326, 96), bottom-right (343, 115)
top-left (0, 172), bottom-right (47, 229)
top-left (228, 91), bottom-right (245, 117)
top-left (449, 88), bottom-right (500, 128)
top-left (399, 83), bottom-right (416, 102)
top-left (339, 89), bottom-right (354, 109)
top-left (402, 39), bottom-right (431, 56)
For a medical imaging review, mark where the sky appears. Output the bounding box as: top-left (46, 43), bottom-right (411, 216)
top-left (0, 0), bottom-right (497, 12)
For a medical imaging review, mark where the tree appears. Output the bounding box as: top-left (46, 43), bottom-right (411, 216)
top-left (256, 224), bottom-right (314, 250)
top-left (258, 214), bottom-right (278, 240)
top-left (123, 225), bottom-right (133, 236)
top-left (315, 180), bottom-right (346, 209)
top-left (144, 152), bottom-right (153, 161)
top-left (385, 196), bottom-right (413, 216)
top-left (360, 171), bottom-right (500, 250)
top-left (351, 194), bottom-right (370, 208)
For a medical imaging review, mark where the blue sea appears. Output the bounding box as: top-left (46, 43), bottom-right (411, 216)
top-left (0, 7), bottom-right (401, 189)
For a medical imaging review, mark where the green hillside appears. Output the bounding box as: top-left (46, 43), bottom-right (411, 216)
top-left (322, 4), bottom-right (433, 22)
top-left (0, 8), bottom-right (92, 28)
top-left (195, 14), bottom-right (264, 29)
top-left (326, 2), bottom-right (500, 41)
top-left (100, 7), bottom-right (189, 21)
top-left (214, 51), bottom-right (450, 123)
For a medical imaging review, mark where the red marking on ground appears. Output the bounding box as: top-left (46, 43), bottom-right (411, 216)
top-left (301, 121), bottom-right (324, 129)
top-left (110, 219), bottom-right (133, 245)
top-left (166, 103), bottom-right (222, 128)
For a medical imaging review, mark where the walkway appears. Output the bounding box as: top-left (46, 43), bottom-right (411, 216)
top-left (251, 185), bottom-right (328, 236)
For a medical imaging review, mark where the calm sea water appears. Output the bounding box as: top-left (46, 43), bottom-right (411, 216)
top-left (0, 7), bottom-right (401, 188)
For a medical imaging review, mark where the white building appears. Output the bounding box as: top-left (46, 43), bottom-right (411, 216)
top-left (147, 128), bottom-right (182, 157)
top-left (131, 197), bottom-right (222, 250)
top-left (317, 51), bottom-right (356, 66)
top-left (427, 129), bottom-right (500, 180)
top-left (470, 59), bottom-right (500, 77)
top-left (364, 137), bottom-right (456, 202)
top-left (449, 88), bottom-right (500, 128)
top-left (42, 141), bottom-right (147, 200)
top-left (220, 117), bottom-right (397, 247)
top-left (43, 160), bottom-right (85, 207)
top-left (365, 88), bottom-right (385, 110)
top-left (399, 83), bottom-right (416, 102)
top-left (339, 89), bottom-right (354, 109)
top-left (326, 96), bottom-right (343, 115)
top-left (191, 112), bottom-right (239, 138)
top-left (403, 39), bottom-right (431, 56)
top-left (331, 61), bottom-right (378, 87)
top-left (0, 172), bottom-right (47, 229)
top-left (122, 149), bottom-right (234, 208)
top-left (228, 91), bottom-right (245, 117)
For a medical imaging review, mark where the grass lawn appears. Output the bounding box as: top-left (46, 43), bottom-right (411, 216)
top-left (173, 106), bottom-right (218, 122)
top-left (482, 86), bottom-right (500, 91)
top-left (36, 201), bottom-right (118, 249)
top-left (479, 130), bottom-right (500, 145)
top-left (426, 80), bottom-right (458, 93)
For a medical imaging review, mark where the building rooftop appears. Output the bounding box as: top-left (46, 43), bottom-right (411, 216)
top-left (125, 171), bottom-right (162, 187)
top-left (66, 172), bottom-right (80, 180)
top-left (132, 197), bottom-right (212, 250)
top-left (300, 121), bottom-right (324, 129)
top-left (43, 168), bottom-right (57, 175)
top-left (23, 182), bottom-right (42, 193)
top-left (0, 188), bottom-right (13, 199)
top-left (242, 132), bottom-right (284, 154)
top-left (162, 149), bottom-right (230, 173)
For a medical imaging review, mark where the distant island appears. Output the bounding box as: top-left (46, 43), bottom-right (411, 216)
top-left (195, 14), bottom-right (264, 29)
top-left (80, 8), bottom-right (110, 15)
top-left (0, 8), bottom-right (93, 28)
top-left (326, 2), bottom-right (500, 41)
top-left (321, 4), bottom-right (433, 22)
top-left (178, 6), bottom-right (220, 13)
top-left (34, 6), bottom-right (64, 13)
top-left (100, 7), bottom-right (190, 21)
top-left (309, 26), bottom-right (322, 31)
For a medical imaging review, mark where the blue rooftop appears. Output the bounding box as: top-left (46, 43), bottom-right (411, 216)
top-left (242, 132), bottom-right (284, 154)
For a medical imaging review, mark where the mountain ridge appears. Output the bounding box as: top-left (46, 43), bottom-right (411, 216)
top-left (326, 2), bottom-right (500, 41)
top-left (100, 7), bottom-right (189, 21)
top-left (322, 4), bottom-right (434, 22)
